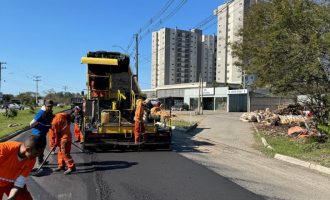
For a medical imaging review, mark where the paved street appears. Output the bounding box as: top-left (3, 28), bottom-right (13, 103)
top-left (172, 111), bottom-right (330, 200)
top-left (12, 127), bottom-right (262, 200)
top-left (6, 111), bottom-right (330, 200)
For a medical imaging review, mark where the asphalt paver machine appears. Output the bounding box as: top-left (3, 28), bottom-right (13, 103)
top-left (80, 51), bottom-right (172, 150)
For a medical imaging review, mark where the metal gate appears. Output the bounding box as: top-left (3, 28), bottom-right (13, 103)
top-left (229, 94), bottom-right (247, 112)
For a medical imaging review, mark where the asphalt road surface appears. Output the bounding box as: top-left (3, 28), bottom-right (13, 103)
top-left (12, 130), bottom-right (263, 200)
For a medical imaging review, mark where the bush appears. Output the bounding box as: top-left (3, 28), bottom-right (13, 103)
top-left (318, 123), bottom-right (330, 137)
top-left (3, 108), bottom-right (18, 118)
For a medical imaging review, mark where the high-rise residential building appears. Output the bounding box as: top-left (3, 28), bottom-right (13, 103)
top-left (151, 28), bottom-right (216, 88)
top-left (201, 35), bottom-right (217, 84)
top-left (214, 0), bottom-right (255, 85)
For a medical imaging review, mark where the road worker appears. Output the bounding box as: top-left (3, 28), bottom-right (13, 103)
top-left (30, 99), bottom-right (54, 165)
top-left (90, 79), bottom-right (105, 98)
top-left (0, 135), bottom-right (46, 200)
top-left (134, 98), bottom-right (146, 144)
top-left (71, 106), bottom-right (84, 143)
top-left (50, 112), bottom-right (76, 175)
top-left (150, 103), bottom-right (171, 121)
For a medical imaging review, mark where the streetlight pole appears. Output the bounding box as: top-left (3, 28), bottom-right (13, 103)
top-left (0, 62), bottom-right (7, 93)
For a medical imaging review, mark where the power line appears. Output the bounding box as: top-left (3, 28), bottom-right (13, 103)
top-left (202, 20), bottom-right (217, 31)
top-left (192, 14), bottom-right (216, 29)
top-left (138, 0), bottom-right (175, 35)
top-left (127, 0), bottom-right (176, 52)
top-left (139, 0), bottom-right (188, 43)
top-left (126, 35), bottom-right (135, 52)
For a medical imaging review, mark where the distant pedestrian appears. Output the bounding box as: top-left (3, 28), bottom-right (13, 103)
top-left (0, 135), bottom-right (46, 200)
top-left (30, 99), bottom-right (54, 165)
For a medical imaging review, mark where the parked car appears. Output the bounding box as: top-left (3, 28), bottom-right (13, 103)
top-left (171, 103), bottom-right (189, 111)
top-left (57, 103), bottom-right (65, 107)
top-left (8, 103), bottom-right (24, 110)
top-left (1, 102), bottom-right (10, 109)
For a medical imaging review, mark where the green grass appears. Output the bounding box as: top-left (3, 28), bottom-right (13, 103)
top-left (0, 106), bottom-right (70, 138)
top-left (256, 132), bottom-right (330, 168)
top-left (171, 119), bottom-right (194, 129)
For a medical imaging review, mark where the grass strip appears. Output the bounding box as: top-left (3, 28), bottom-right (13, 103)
top-left (0, 106), bottom-right (70, 138)
top-left (256, 132), bottom-right (330, 168)
top-left (171, 119), bottom-right (195, 129)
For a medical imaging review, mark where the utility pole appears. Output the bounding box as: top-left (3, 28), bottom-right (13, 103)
top-left (197, 73), bottom-right (201, 115)
top-left (63, 86), bottom-right (68, 95)
top-left (0, 62), bottom-right (7, 93)
top-left (33, 76), bottom-right (41, 105)
top-left (135, 33), bottom-right (139, 82)
top-left (201, 76), bottom-right (203, 115)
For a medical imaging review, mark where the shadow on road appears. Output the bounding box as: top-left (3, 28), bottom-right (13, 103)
top-left (172, 127), bottom-right (215, 153)
top-left (32, 161), bottom-right (138, 177)
top-left (72, 160), bottom-right (138, 174)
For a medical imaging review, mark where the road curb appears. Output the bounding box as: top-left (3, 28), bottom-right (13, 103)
top-left (0, 126), bottom-right (31, 142)
top-left (252, 123), bottom-right (330, 176)
top-left (274, 154), bottom-right (330, 175)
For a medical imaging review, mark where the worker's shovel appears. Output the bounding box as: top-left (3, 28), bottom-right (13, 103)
top-left (30, 146), bottom-right (56, 177)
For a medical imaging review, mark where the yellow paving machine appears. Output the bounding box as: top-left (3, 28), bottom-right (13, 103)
top-left (80, 51), bottom-right (172, 150)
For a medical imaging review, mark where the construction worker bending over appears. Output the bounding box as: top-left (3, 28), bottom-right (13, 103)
top-left (134, 99), bottom-right (146, 144)
top-left (30, 99), bottom-right (54, 165)
top-left (50, 113), bottom-right (76, 175)
top-left (0, 135), bottom-right (46, 200)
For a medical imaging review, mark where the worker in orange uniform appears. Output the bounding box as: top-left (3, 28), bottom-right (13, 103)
top-left (50, 112), bottom-right (76, 175)
top-left (0, 135), bottom-right (46, 200)
top-left (90, 79), bottom-right (105, 98)
top-left (134, 98), bottom-right (146, 144)
top-left (71, 106), bottom-right (84, 143)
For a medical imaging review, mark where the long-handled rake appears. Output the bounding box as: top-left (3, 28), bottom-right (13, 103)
top-left (31, 146), bottom-right (56, 176)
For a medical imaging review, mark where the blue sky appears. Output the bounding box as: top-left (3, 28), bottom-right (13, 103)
top-left (0, 0), bottom-right (224, 95)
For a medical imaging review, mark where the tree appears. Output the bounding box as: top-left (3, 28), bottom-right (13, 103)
top-left (232, 0), bottom-right (330, 125)
top-left (2, 94), bottom-right (14, 102)
top-left (16, 92), bottom-right (35, 106)
top-left (43, 89), bottom-right (81, 105)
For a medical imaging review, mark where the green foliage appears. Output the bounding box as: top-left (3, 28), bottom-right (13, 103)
top-left (2, 94), bottom-right (14, 102)
top-left (43, 89), bottom-right (81, 105)
top-left (0, 106), bottom-right (70, 138)
top-left (16, 92), bottom-right (36, 106)
top-left (318, 123), bottom-right (330, 136)
top-left (232, 0), bottom-right (330, 125)
top-left (3, 108), bottom-right (18, 118)
top-left (172, 120), bottom-right (193, 129)
top-left (261, 133), bottom-right (330, 167)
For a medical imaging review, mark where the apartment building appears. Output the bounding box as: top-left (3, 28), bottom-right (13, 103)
top-left (214, 0), bottom-right (255, 84)
top-left (201, 35), bottom-right (217, 84)
top-left (151, 28), bottom-right (216, 88)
